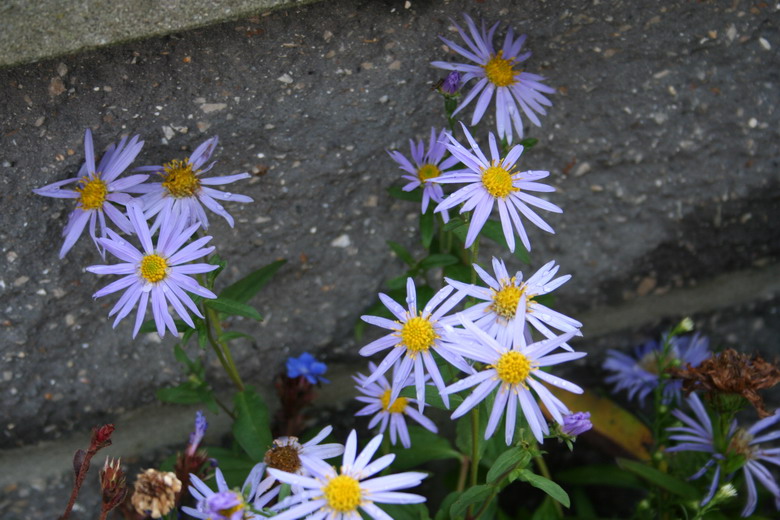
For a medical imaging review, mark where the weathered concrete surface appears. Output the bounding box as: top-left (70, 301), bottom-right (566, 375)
top-left (0, 0), bottom-right (779, 510)
top-left (0, 0), bottom-right (320, 68)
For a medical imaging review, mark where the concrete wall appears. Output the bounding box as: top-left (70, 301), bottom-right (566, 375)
top-left (1, 0), bottom-right (778, 517)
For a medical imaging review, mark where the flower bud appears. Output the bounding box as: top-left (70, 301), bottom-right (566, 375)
top-left (100, 457), bottom-right (127, 512)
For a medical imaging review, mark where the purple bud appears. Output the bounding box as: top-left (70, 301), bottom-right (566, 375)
top-left (441, 71), bottom-right (461, 95)
top-left (186, 410), bottom-right (208, 456)
top-left (562, 411), bottom-right (592, 436)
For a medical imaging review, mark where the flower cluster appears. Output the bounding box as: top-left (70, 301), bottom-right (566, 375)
top-left (34, 131), bottom-right (253, 337)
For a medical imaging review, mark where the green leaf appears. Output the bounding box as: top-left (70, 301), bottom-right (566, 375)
top-left (219, 331), bottom-right (254, 343)
top-left (442, 217), bottom-right (465, 232)
top-left (206, 254), bottom-right (226, 288)
top-left (156, 381), bottom-right (205, 405)
top-left (420, 254), bottom-right (459, 270)
top-left (387, 240), bottom-right (416, 266)
top-left (515, 469), bottom-right (570, 507)
top-left (205, 297), bottom-right (263, 321)
top-left (388, 184), bottom-right (422, 202)
top-left (386, 275), bottom-right (408, 291)
top-left (219, 259), bottom-right (286, 304)
top-left (435, 492), bottom-right (461, 520)
top-left (486, 447), bottom-right (529, 484)
top-left (138, 318), bottom-right (190, 334)
top-left (388, 426), bottom-right (461, 471)
top-left (479, 220), bottom-right (530, 264)
top-left (420, 210), bottom-right (435, 250)
top-left (530, 498), bottom-right (558, 520)
top-left (233, 386), bottom-right (272, 461)
top-left (519, 137), bottom-right (539, 149)
top-left (450, 485), bottom-right (495, 519)
top-left (195, 318), bottom-right (209, 349)
top-left (556, 464), bottom-right (644, 490)
top-left (572, 487), bottom-right (598, 519)
top-left (443, 263), bottom-right (472, 284)
top-left (617, 458), bottom-right (699, 499)
top-left (455, 408), bottom-right (487, 459)
top-left (378, 503), bottom-right (430, 520)
top-left (399, 385), bottom-right (463, 411)
top-left (206, 447), bottom-right (258, 489)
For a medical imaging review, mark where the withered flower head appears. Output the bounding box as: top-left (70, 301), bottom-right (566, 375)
top-left (131, 468), bottom-right (182, 519)
top-left (264, 436), bottom-right (303, 473)
top-left (671, 349), bottom-right (780, 417)
top-left (99, 457), bottom-right (127, 512)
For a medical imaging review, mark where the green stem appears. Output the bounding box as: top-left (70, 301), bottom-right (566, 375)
top-left (204, 305), bottom-right (245, 392)
top-left (534, 454), bottom-right (563, 518)
top-left (456, 455), bottom-right (469, 492)
top-left (470, 407), bottom-right (480, 488)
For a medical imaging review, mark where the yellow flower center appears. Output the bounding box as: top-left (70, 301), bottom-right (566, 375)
top-left (76, 175), bottom-right (108, 210)
top-left (493, 351), bottom-right (532, 385)
top-left (399, 315), bottom-right (437, 353)
top-left (380, 389), bottom-right (409, 414)
top-left (161, 159), bottom-right (201, 198)
top-left (140, 254), bottom-right (168, 283)
top-left (323, 475), bottom-right (362, 513)
top-left (417, 163), bottom-right (441, 183)
top-left (217, 502), bottom-right (244, 517)
top-left (491, 280), bottom-right (524, 319)
top-left (484, 51), bottom-right (517, 87)
top-left (481, 164), bottom-right (517, 199)
top-left (264, 443), bottom-right (302, 473)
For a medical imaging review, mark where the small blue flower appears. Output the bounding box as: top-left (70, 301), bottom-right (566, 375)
top-left (603, 332), bottom-right (710, 406)
top-left (441, 71), bottom-right (462, 95)
top-left (286, 352), bottom-right (329, 384)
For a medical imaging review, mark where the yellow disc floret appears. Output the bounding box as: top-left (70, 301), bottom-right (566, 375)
top-left (218, 500), bottom-right (244, 517)
top-left (484, 51), bottom-right (517, 88)
top-left (491, 280), bottom-right (524, 319)
top-left (493, 351), bottom-right (532, 385)
top-left (417, 163), bottom-right (441, 183)
top-left (380, 389), bottom-right (409, 414)
top-left (481, 164), bottom-right (517, 199)
top-left (76, 175), bottom-right (108, 210)
top-left (323, 475), bottom-right (362, 512)
top-left (140, 254), bottom-right (168, 283)
top-left (161, 159), bottom-right (201, 198)
top-left (399, 315), bottom-right (437, 353)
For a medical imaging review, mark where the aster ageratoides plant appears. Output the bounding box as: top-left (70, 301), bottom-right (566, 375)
top-left (133, 136), bottom-right (253, 230)
top-left (183, 467), bottom-right (276, 520)
top-left (358, 277), bottom-right (473, 412)
top-left (33, 129), bottom-right (147, 258)
top-left (86, 204), bottom-right (218, 338)
top-left (388, 127), bottom-right (460, 222)
top-left (268, 430), bottom-right (427, 520)
top-left (354, 361), bottom-right (438, 448)
top-left (431, 14), bottom-right (555, 143)
top-left (434, 124), bottom-right (560, 253)
top-left (442, 314), bottom-right (585, 444)
top-left (446, 256), bottom-right (581, 349)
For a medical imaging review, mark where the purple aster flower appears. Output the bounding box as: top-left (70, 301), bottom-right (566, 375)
top-left (186, 411), bottom-right (208, 457)
top-left (33, 129), bottom-right (147, 258)
top-left (434, 124), bottom-right (560, 252)
top-left (268, 430), bottom-right (427, 520)
top-left (358, 278), bottom-right (473, 412)
top-left (86, 204), bottom-right (218, 338)
top-left (286, 352), bottom-right (329, 384)
top-left (604, 332), bottom-right (710, 406)
top-left (441, 71), bottom-right (462, 95)
top-left (132, 136), bottom-right (253, 230)
top-left (446, 257), bottom-right (581, 349)
top-left (667, 393), bottom-right (780, 516)
top-left (431, 14), bottom-right (555, 143)
top-left (387, 127), bottom-right (460, 222)
top-left (562, 411), bottom-right (592, 436)
top-left (442, 314), bottom-right (585, 444)
top-left (354, 361), bottom-right (438, 448)
top-left (183, 467), bottom-right (275, 520)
